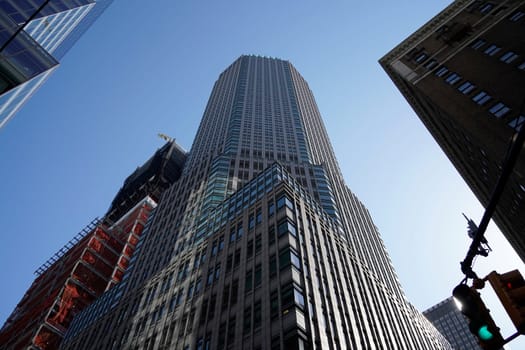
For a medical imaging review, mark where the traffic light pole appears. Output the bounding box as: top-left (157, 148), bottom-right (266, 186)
top-left (460, 122), bottom-right (525, 280)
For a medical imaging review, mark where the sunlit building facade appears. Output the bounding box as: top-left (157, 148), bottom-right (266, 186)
top-left (62, 55), bottom-right (450, 349)
top-left (0, 0), bottom-right (113, 129)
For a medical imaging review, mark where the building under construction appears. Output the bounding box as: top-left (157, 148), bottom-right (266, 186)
top-left (0, 140), bottom-right (186, 350)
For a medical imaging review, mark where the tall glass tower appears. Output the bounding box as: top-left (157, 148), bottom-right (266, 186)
top-left (62, 55), bottom-right (450, 349)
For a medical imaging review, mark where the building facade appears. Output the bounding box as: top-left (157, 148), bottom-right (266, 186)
top-left (0, 140), bottom-right (186, 350)
top-left (0, 0), bottom-right (114, 129)
top-left (380, 0), bottom-right (525, 261)
top-left (424, 297), bottom-right (484, 350)
top-left (61, 55), bottom-right (450, 350)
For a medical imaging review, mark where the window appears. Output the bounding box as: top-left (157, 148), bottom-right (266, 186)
top-left (435, 66), bottom-right (449, 77)
top-left (254, 300), bottom-right (262, 329)
top-left (243, 306), bottom-right (252, 334)
top-left (277, 220), bottom-right (297, 237)
top-left (230, 229), bottom-right (236, 243)
top-left (249, 215), bottom-right (255, 230)
top-left (245, 270), bottom-right (253, 292)
top-left (458, 81), bottom-right (476, 94)
top-left (268, 202), bottom-right (275, 216)
top-left (509, 11), bottom-right (525, 21)
top-left (500, 51), bottom-right (519, 64)
top-left (254, 264), bottom-right (262, 287)
top-left (218, 236), bottom-right (224, 252)
top-left (268, 225), bottom-right (276, 246)
top-left (425, 59), bottom-right (438, 70)
top-left (445, 72), bottom-right (461, 85)
top-left (269, 255), bottom-right (277, 277)
top-left (279, 247), bottom-right (301, 271)
top-left (479, 3), bottom-right (494, 14)
top-left (237, 225), bottom-right (244, 239)
top-left (484, 44), bottom-right (501, 56)
top-left (489, 102), bottom-right (511, 118)
top-left (277, 194), bottom-right (294, 210)
top-left (281, 283), bottom-right (305, 312)
top-left (470, 38), bottom-right (486, 50)
top-left (414, 52), bottom-right (428, 63)
top-left (508, 115), bottom-right (525, 131)
top-left (270, 291), bottom-right (279, 320)
top-left (519, 61), bottom-right (525, 70)
top-left (472, 91), bottom-right (492, 105)
top-left (226, 254), bottom-right (233, 272)
top-left (214, 263), bottom-right (221, 280)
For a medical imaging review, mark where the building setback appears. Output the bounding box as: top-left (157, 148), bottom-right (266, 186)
top-left (0, 140), bottom-right (186, 350)
top-left (61, 55), bottom-right (450, 350)
top-left (424, 297), bottom-right (484, 350)
top-left (380, 0), bottom-right (525, 261)
top-left (0, 0), bottom-right (114, 129)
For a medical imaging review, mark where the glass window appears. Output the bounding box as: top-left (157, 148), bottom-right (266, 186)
top-left (472, 91), bottom-right (492, 105)
top-left (279, 247), bottom-right (301, 270)
top-left (489, 102), bottom-right (511, 118)
top-left (294, 289), bottom-right (305, 309)
top-left (270, 291), bottom-right (279, 319)
top-left (425, 59), bottom-right (438, 70)
top-left (218, 236), bottom-right (224, 252)
top-left (215, 263), bottom-right (221, 280)
top-left (509, 11), bottom-right (525, 21)
top-left (254, 264), bottom-right (262, 287)
top-left (277, 194), bottom-right (294, 210)
top-left (479, 3), bottom-right (494, 14)
top-left (458, 81), bottom-right (476, 94)
top-left (245, 270), bottom-right (253, 292)
top-left (484, 44), bottom-right (501, 56)
top-left (470, 39), bottom-right (486, 50)
top-left (508, 115), bottom-right (525, 131)
top-left (445, 72), bottom-right (461, 85)
top-left (435, 66), bottom-right (449, 77)
top-left (500, 51), bottom-right (519, 64)
top-left (518, 61), bottom-right (525, 70)
top-left (415, 52), bottom-right (428, 63)
top-left (268, 202), bottom-right (275, 216)
top-left (278, 220), bottom-right (297, 237)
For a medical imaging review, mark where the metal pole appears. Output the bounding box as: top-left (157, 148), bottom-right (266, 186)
top-left (461, 123), bottom-right (525, 279)
top-left (0, 0), bottom-right (52, 53)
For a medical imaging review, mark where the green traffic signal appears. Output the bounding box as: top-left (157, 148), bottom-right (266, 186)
top-left (477, 325), bottom-right (494, 341)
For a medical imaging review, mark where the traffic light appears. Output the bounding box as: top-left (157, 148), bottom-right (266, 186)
top-left (452, 283), bottom-right (504, 349)
top-left (487, 270), bottom-right (525, 334)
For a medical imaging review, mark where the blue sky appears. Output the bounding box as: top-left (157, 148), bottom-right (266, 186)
top-left (1, 0), bottom-right (523, 347)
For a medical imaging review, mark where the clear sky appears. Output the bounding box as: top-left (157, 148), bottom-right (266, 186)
top-left (1, 0), bottom-right (523, 347)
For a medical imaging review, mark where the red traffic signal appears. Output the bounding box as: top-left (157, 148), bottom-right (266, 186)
top-left (452, 284), bottom-right (504, 350)
top-left (487, 270), bottom-right (525, 334)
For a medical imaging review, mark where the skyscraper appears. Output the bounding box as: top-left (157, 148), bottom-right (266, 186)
top-left (0, 0), bottom-right (114, 129)
top-left (0, 140), bottom-right (186, 350)
top-left (379, 0), bottom-right (525, 261)
top-left (61, 55), bottom-right (450, 349)
top-left (424, 297), bottom-right (484, 349)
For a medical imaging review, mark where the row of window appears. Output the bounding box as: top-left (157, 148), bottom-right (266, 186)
top-left (435, 67), bottom-right (512, 118)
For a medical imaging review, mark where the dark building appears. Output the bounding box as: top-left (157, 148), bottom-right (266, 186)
top-left (0, 140), bottom-right (186, 350)
top-left (0, 0), bottom-right (114, 129)
top-left (380, 0), bottom-right (525, 261)
top-left (424, 297), bottom-right (484, 349)
top-left (61, 55), bottom-right (450, 350)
